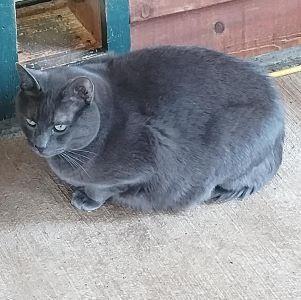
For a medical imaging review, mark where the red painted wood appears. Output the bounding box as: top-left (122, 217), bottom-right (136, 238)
top-left (130, 0), bottom-right (301, 57)
top-left (130, 0), bottom-right (232, 22)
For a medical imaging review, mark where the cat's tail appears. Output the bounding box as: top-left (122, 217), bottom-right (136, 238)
top-left (206, 185), bottom-right (255, 204)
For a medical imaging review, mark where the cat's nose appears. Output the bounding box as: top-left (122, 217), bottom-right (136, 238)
top-left (34, 145), bottom-right (46, 153)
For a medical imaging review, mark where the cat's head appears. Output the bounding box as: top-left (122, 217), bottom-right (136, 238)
top-left (15, 64), bottom-right (101, 158)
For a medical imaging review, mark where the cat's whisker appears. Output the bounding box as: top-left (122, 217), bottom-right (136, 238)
top-left (64, 152), bottom-right (91, 178)
top-left (60, 154), bottom-right (72, 171)
top-left (64, 153), bottom-right (83, 170)
top-left (60, 153), bottom-right (76, 170)
top-left (62, 153), bottom-right (80, 171)
top-left (66, 152), bottom-right (87, 165)
top-left (71, 149), bottom-right (97, 155)
top-left (68, 151), bottom-right (92, 160)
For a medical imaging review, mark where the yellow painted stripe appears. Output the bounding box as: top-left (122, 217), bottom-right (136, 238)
top-left (269, 65), bottom-right (301, 78)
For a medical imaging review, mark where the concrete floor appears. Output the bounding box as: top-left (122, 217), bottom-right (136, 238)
top-left (0, 74), bottom-right (300, 299)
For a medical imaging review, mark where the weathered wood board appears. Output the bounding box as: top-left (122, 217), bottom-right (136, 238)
top-left (130, 0), bottom-right (301, 57)
top-left (130, 0), bottom-right (232, 22)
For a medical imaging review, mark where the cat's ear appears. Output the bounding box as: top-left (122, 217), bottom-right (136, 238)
top-left (65, 77), bottom-right (94, 104)
top-left (16, 63), bottom-right (41, 91)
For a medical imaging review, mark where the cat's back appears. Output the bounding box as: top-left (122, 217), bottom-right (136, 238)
top-left (108, 46), bottom-right (278, 109)
top-left (107, 46), bottom-right (282, 133)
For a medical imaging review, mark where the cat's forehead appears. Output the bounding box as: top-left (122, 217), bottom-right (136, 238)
top-left (53, 95), bottom-right (84, 124)
top-left (21, 90), bottom-right (74, 125)
top-left (20, 68), bottom-right (88, 124)
top-left (53, 109), bottom-right (73, 124)
top-left (23, 90), bottom-right (61, 125)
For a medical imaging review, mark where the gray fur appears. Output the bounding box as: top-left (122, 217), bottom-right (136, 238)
top-left (15, 46), bottom-right (285, 212)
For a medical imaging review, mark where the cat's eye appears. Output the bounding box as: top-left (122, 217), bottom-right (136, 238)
top-left (26, 118), bottom-right (36, 127)
top-left (54, 124), bottom-right (67, 132)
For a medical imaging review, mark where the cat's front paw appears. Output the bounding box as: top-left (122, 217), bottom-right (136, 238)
top-left (71, 190), bottom-right (103, 212)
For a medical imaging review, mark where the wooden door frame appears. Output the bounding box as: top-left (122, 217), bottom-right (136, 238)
top-left (0, 1), bottom-right (19, 120)
top-left (100, 0), bottom-right (131, 54)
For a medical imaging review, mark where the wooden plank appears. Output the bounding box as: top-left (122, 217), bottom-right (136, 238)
top-left (130, 0), bottom-right (232, 23)
top-left (0, 1), bottom-right (18, 120)
top-left (15, 0), bottom-right (52, 7)
top-left (101, 0), bottom-right (131, 54)
top-left (68, 0), bottom-right (102, 45)
top-left (16, 0), bottom-right (66, 17)
top-left (131, 0), bottom-right (301, 57)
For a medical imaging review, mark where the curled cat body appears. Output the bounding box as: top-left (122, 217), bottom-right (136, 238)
top-left (16, 46), bottom-right (284, 212)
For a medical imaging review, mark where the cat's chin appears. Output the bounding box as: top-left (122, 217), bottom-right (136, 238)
top-left (35, 151), bottom-right (62, 159)
top-left (30, 146), bottom-right (65, 158)
top-left (38, 153), bottom-right (59, 158)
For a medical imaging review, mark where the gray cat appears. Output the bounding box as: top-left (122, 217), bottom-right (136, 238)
top-left (15, 46), bottom-right (284, 212)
